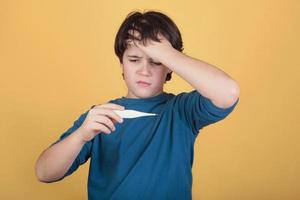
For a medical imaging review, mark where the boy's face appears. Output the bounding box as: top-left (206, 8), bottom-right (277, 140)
top-left (120, 44), bottom-right (172, 99)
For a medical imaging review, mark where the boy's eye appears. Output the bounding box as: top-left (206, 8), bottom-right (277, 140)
top-left (128, 59), bottom-right (161, 65)
top-left (151, 61), bottom-right (162, 66)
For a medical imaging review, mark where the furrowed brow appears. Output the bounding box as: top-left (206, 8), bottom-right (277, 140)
top-left (127, 55), bottom-right (142, 58)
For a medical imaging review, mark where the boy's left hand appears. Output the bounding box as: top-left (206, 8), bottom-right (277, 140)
top-left (127, 29), bottom-right (174, 62)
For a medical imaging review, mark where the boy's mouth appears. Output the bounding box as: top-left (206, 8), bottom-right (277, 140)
top-left (137, 80), bottom-right (151, 87)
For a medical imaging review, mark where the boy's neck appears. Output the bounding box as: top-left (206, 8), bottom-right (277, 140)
top-left (125, 90), bottom-right (164, 99)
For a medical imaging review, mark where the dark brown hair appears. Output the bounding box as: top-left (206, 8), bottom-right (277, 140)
top-left (114, 10), bottom-right (184, 82)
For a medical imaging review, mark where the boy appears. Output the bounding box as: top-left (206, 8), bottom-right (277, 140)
top-left (35, 10), bottom-right (240, 200)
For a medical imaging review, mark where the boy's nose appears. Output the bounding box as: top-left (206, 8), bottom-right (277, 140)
top-left (137, 62), bottom-right (151, 76)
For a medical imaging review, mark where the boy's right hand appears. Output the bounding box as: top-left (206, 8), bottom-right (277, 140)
top-left (77, 103), bottom-right (125, 142)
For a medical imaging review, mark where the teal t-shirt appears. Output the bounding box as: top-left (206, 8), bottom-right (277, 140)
top-left (52, 90), bottom-right (239, 200)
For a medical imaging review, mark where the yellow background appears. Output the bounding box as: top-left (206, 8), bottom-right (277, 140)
top-left (1, 0), bottom-right (299, 199)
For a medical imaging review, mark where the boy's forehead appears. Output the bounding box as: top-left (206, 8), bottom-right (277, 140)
top-left (124, 45), bottom-right (143, 56)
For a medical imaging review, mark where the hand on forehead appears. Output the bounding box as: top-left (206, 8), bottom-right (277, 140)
top-left (126, 29), bottom-right (173, 61)
top-left (127, 29), bottom-right (165, 47)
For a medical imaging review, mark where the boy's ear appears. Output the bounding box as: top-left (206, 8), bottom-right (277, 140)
top-left (120, 63), bottom-right (125, 80)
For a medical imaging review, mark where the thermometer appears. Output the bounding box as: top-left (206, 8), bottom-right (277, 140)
top-left (113, 109), bottom-right (157, 119)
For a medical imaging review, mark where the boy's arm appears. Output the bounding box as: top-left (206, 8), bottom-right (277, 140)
top-left (129, 32), bottom-right (240, 108)
top-left (159, 48), bottom-right (240, 108)
top-left (35, 103), bottom-right (124, 183)
top-left (35, 129), bottom-right (86, 183)
top-left (175, 90), bottom-right (239, 135)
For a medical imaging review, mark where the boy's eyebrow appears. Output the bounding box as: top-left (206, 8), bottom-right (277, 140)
top-left (127, 55), bottom-right (161, 63)
top-left (127, 55), bottom-right (142, 58)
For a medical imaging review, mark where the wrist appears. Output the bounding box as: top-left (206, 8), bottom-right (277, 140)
top-left (159, 47), bottom-right (180, 69)
top-left (73, 128), bottom-right (88, 145)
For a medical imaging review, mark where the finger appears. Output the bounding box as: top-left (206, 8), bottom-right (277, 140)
top-left (127, 29), bottom-right (145, 47)
top-left (126, 39), bottom-right (133, 45)
top-left (132, 39), bottom-right (143, 47)
top-left (156, 32), bottom-right (166, 41)
top-left (111, 118), bottom-right (118, 124)
top-left (95, 108), bottom-right (123, 123)
top-left (95, 115), bottom-right (116, 132)
top-left (93, 103), bottom-right (125, 111)
top-left (94, 122), bottom-right (112, 134)
top-left (126, 38), bottom-right (142, 49)
top-left (128, 29), bottom-right (141, 40)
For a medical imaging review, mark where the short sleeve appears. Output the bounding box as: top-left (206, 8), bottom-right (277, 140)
top-left (50, 109), bottom-right (92, 180)
top-left (175, 90), bottom-right (239, 135)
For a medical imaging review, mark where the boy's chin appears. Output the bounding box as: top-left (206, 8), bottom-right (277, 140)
top-left (128, 89), bottom-right (162, 99)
